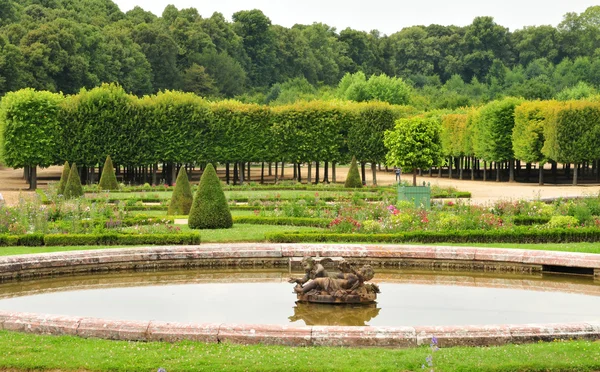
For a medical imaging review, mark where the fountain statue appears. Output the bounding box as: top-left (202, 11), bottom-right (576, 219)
top-left (289, 257), bottom-right (380, 304)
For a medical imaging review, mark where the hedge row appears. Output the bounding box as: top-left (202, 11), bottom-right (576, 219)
top-left (124, 205), bottom-right (168, 211)
top-left (80, 216), bottom-right (175, 228)
top-left (511, 216), bottom-right (551, 226)
top-left (265, 228), bottom-right (600, 244)
top-left (232, 216), bottom-right (330, 228)
top-left (0, 233), bottom-right (200, 247)
top-left (432, 191), bottom-right (472, 199)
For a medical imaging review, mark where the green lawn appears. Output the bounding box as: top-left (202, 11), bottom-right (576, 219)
top-left (0, 330), bottom-right (598, 372)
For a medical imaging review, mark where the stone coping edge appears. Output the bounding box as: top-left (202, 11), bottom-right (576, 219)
top-left (1, 311), bottom-right (599, 347)
top-left (0, 243), bottom-right (599, 347)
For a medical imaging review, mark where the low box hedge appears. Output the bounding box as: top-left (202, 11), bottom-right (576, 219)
top-left (0, 233), bottom-right (200, 247)
top-left (232, 216), bottom-right (330, 227)
top-left (265, 228), bottom-right (600, 244)
top-left (512, 216), bottom-right (551, 226)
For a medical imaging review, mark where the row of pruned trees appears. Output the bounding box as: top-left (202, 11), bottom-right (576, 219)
top-left (438, 97), bottom-right (600, 185)
top-left (0, 84), bottom-right (416, 189)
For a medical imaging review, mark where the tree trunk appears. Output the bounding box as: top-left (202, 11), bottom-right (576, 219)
top-left (371, 162), bottom-right (377, 185)
top-left (293, 163), bottom-right (297, 179)
top-left (483, 161), bottom-right (487, 181)
top-left (471, 157), bottom-right (475, 180)
top-left (297, 163), bottom-right (302, 183)
top-left (233, 163), bottom-right (238, 185)
top-left (448, 157), bottom-right (453, 179)
top-left (459, 157), bottom-right (463, 180)
top-left (552, 161), bottom-right (557, 184)
top-left (412, 169), bottom-right (417, 186)
top-left (332, 163), bottom-right (337, 183)
top-left (240, 162), bottom-right (245, 184)
top-left (323, 161), bottom-right (329, 183)
top-left (539, 163), bottom-right (544, 185)
top-left (247, 162), bottom-right (251, 182)
top-left (280, 161), bottom-right (284, 178)
top-left (28, 166), bottom-right (37, 190)
top-left (225, 163), bottom-right (230, 185)
top-left (509, 159), bottom-right (515, 182)
top-left (525, 162), bottom-right (531, 182)
top-left (496, 162), bottom-right (500, 182)
top-left (573, 164), bottom-right (578, 186)
top-left (438, 165), bottom-right (442, 178)
top-left (260, 162), bottom-right (265, 184)
top-left (268, 162), bottom-right (272, 176)
top-left (274, 162), bottom-right (279, 183)
top-left (315, 162), bottom-right (319, 185)
top-left (361, 162), bottom-right (366, 185)
top-left (152, 164), bottom-right (158, 186)
top-left (307, 162), bottom-right (312, 184)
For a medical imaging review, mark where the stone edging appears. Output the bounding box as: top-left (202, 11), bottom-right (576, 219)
top-left (0, 244), bottom-right (599, 347)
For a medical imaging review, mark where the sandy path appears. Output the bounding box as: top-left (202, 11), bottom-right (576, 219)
top-left (0, 164), bottom-right (598, 206)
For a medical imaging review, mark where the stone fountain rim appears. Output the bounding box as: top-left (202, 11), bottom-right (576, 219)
top-left (0, 243), bottom-right (599, 347)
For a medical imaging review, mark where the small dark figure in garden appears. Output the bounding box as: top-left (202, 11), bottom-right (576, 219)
top-left (395, 167), bottom-right (401, 182)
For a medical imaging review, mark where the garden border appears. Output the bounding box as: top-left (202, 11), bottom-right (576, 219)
top-left (0, 243), bottom-right (599, 348)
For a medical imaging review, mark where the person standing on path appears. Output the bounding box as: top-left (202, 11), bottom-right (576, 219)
top-left (395, 167), bottom-right (401, 183)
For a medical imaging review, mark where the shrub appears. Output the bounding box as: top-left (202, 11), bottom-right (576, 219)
top-left (188, 163), bottom-right (233, 229)
top-left (344, 156), bottom-right (363, 188)
top-left (63, 163), bottom-right (84, 199)
top-left (57, 161), bottom-right (70, 195)
top-left (98, 155), bottom-right (119, 191)
top-left (548, 215), bottom-right (579, 229)
top-left (168, 167), bottom-right (193, 215)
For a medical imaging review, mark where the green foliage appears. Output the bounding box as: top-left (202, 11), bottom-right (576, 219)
top-left (0, 234), bottom-right (200, 247)
top-left (344, 156), bottom-right (363, 188)
top-left (543, 101), bottom-right (600, 164)
top-left (57, 161), bottom-right (70, 196)
top-left (346, 101), bottom-right (398, 163)
top-left (98, 155), bottom-right (119, 191)
top-left (63, 163), bottom-right (83, 199)
top-left (0, 89), bottom-right (63, 168)
top-left (188, 163), bottom-right (233, 229)
top-left (168, 167), bottom-right (193, 215)
top-left (440, 114), bottom-right (468, 156)
top-left (232, 216), bottom-right (330, 227)
top-left (556, 82), bottom-right (597, 101)
top-left (337, 72), bottom-right (411, 105)
top-left (266, 227), bottom-right (600, 244)
top-left (384, 116), bottom-right (442, 177)
top-left (474, 97), bottom-right (522, 162)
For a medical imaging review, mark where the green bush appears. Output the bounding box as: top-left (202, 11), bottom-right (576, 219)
top-left (57, 161), bottom-right (70, 195)
top-left (98, 155), bottom-right (119, 191)
top-left (0, 233), bottom-right (200, 247)
top-left (232, 216), bottom-right (330, 227)
top-left (265, 228), bottom-right (600, 244)
top-left (512, 216), bottom-right (551, 225)
top-left (63, 163), bottom-right (84, 199)
top-left (188, 163), bottom-right (233, 229)
top-left (344, 156), bottom-right (363, 188)
top-left (168, 167), bottom-right (193, 215)
top-left (548, 215), bottom-right (580, 229)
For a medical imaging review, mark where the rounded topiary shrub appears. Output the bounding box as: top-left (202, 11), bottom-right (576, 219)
top-left (168, 167), bottom-right (193, 215)
top-left (344, 155), bottom-right (363, 188)
top-left (57, 161), bottom-right (70, 195)
top-left (63, 163), bottom-right (84, 199)
top-left (188, 163), bottom-right (232, 229)
top-left (99, 155), bottom-right (119, 191)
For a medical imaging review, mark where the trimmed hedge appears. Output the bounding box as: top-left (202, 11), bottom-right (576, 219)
top-left (99, 155), bottom-right (119, 191)
top-left (265, 228), bottom-right (600, 244)
top-left (0, 233), bottom-right (200, 247)
top-left (188, 163), bottom-right (233, 229)
top-left (168, 167), bottom-right (193, 215)
top-left (344, 156), bottom-right (363, 188)
top-left (124, 205), bottom-right (168, 211)
top-left (512, 216), bottom-right (551, 226)
top-left (232, 216), bottom-right (330, 227)
top-left (57, 161), bottom-right (70, 195)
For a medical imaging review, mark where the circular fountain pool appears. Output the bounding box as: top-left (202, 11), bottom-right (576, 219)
top-left (0, 269), bottom-right (599, 327)
top-left (0, 244), bottom-right (598, 347)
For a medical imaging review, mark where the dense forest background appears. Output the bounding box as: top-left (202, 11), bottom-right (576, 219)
top-left (2, 0), bottom-right (600, 108)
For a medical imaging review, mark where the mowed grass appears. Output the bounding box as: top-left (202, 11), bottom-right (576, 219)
top-left (0, 330), bottom-right (598, 372)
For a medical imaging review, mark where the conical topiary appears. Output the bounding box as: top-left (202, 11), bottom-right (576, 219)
top-left (99, 155), bottom-right (119, 191)
top-left (57, 161), bottom-right (70, 195)
top-left (344, 156), bottom-right (363, 188)
top-left (63, 163), bottom-right (84, 199)
top-left (188, 163), bottom-right (232, 229)
top-left (168, 166), bottom-right (193, 215)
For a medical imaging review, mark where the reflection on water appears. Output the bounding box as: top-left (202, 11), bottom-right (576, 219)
top-left (0, 268), bottom-right (598, 327)
top-left (289, 302), bottom-right (380, 326)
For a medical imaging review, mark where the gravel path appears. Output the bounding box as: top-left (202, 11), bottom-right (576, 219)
top-left (1, 165), bottom-right (598, 206)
